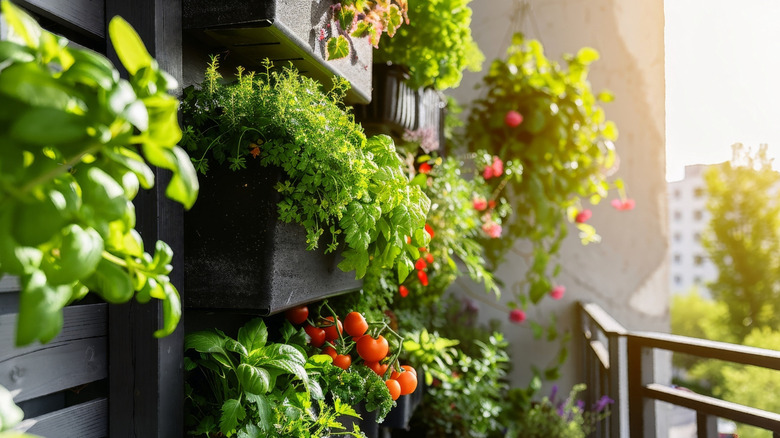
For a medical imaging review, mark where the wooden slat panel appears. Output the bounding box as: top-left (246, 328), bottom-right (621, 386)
top-left (0, 337), bottom-right (107, 402)
top-left (15, 397), bottom-right (108, 438)
top-left (0, 275), bottom-right (19, 293)
top-left (15, 0), bottom-right (105, 39)
top-left (0, 304), bottom-right (107, 362)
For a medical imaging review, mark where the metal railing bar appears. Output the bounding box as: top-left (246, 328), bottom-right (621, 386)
top-left (590, 340), bottom-right (611, 370)
top-left (581, 302), bottom-right (628, 335)
top-left (643, 383), bottom-right (780, 432)
top-left (630, 331), bottom-right (780, 370)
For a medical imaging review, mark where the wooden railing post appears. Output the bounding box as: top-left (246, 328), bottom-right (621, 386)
top-left (696, 412), bottom-right (717, 438)
top-left (607, 331), bottom-right (629, 438)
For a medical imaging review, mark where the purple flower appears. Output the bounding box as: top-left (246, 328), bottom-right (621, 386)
top-left (576, 400), bottom-right (585, 411)
top-left (549, 385), bottom-right (558, 402)
top-left (594, 395), bottom-right (614, 413)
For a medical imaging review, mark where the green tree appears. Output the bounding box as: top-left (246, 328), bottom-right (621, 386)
top-left (702, 143), bottom-right (780, 341)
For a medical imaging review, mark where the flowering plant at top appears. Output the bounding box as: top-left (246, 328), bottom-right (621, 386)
top-left (466, 33), bottom-right (634, 314)
top-left (325, 0), bottom-right (409, 60)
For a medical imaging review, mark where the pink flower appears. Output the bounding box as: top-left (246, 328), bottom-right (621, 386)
top-left (482, 221), bottom-right (502, 238)
top-left (472, 197), bottom-right (488, 211)
top-left (611, 198), bottom-right (636, 211)
top-left (492, 157), bottom-right (504, 177)
top-left (505, 110), bottom-right (524, 128)
top-left (550, 285), bottom-right (566, 300)
top-left (508, 309), bottom-right (526, 323)
top-left (483, 165), bottom-right (494, 179)
top-left (575, 209), bottom-right (592, 223)
top-left (483, 156), bottom-right (504, 180)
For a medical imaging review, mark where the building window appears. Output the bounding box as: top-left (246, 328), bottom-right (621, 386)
top-left (674, 275), bottom-right (682, 285)
top-left (694, 187), bottom-right (705, 198)
top-left (673, 211), bottom-right (682, 221)
top-left (694, 254), bottom-right (705, 266)
top-left (693, 210), bottom-right (703, 221)
top-left (694, 232), bottom-right (702, 242)
top-left (673, 254), bottom-right (681, 264)
top-left (694, 276), bottom-right (702, 284)
top-left (674, 189), bottom-right (681, 199)
top-left (674, 232), bottom-right (682, 242)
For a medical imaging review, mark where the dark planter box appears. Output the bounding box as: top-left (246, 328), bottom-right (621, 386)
top-left (183, 159), bottom-right (362, 314)
top-left (183, 0), bottom-right (373, 104)
top-left (383, 369), bottom-right (425, 429)
top-left (354, 64), bottom-right (447, 152)
top-left (337, 402), bottom-right (379, 438)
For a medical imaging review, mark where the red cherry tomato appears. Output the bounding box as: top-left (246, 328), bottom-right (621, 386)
top-left (397, 369), bottom-right (418, 395)
top-left (386, 379), bottom-right (401, 401)
top-left (356, 335), bottom-right (389, 362)
top-left (402, 365), bottom-right (417, 376)
top-left (323, 316), bottom-right (343, 341)
top-left (333, 354), bottom-right (352, 370)
top-left (304, 324), bottom-right (326, 347)
top-left (365, 361), bottom-right (389, 376)
top-left (285, 305), bottom-right (309, 325)
top-left (321, 345), bottom-right (337, 359)
top-left (344, 312), bottom-right (368, 338)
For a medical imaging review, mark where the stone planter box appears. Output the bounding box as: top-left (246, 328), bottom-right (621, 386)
top-left (183, 159), bottom-right (362, 314)
top-left (183, 0), bottom-right (373, 104)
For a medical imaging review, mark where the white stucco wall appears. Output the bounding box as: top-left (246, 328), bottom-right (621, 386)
top-left (447, 0), bottom-right (669, 392)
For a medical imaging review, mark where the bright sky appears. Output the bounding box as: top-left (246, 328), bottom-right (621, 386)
top-left (665, 0), bottom-right (780, 181)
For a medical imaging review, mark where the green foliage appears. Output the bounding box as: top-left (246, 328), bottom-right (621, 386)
top-left (185, 319), bottom-right (365, 437)
top-left (0, 0), bottom-right (197, 346)
top-left (504, 384), bottom-right (611, 438)
top-left (0, 386), bottom-right (24, 436)
top-left (401, 328), bottom-right (459, 386)
top-left (670, 290), bottom-right (735, 374)
top-left (182, 58), bottom-right (430, 282)
top-left (315, 364), bottom-right (395, 421)
top-left (375, 0), bottom-right (484, 90)
top-left (466, 34), bottom-right (621, 308)
top-left (413, 333), bottom-right (510, 437)
top-left (703, 143), bottom-right (780, 341)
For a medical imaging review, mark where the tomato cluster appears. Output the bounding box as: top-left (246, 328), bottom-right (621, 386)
top-left (285, 305), bottom-right (418, 400)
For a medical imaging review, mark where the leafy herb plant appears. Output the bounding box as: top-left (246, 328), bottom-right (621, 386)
top-left (0, 1), bottom-right (198, 345)
top-left (185, 318), bottom-right (365, 437)
top-left (375, 0), bottom-right (484, 90)
top-left (182, 58), bottom-right (430, 282)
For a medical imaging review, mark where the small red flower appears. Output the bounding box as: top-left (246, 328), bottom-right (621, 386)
top-left (488, 200), bottom-right (496, 209)
top-left (575, 209), bottom-right (592, 223)
top-left (505, 110), bottom-right (524, 128)
top-left (483, 165), bottom-right (494, 180)
top-left (419, 163), bottom-right (432, 174)
top-left (419, 247), bottom-right (427, 253)
top-left (424, 253), bottom-right (434, 264)
top-left (249, 145), bottom-right (261, 158)
top-left (425, 223), bottom-right (435, 239)
top-left (417, 270), bottom-right (429, 286)
top-left (508, 309), bottom-right (526, 323)
top-left (415, 258), bottom-right (427, 271)
top-left (405, 235), bottom-right (412, 244)
top-left (472, 197), bottom-right (488, 211)
top-left (399, 285), bottom-right (409, 297)
top-left (550, 285), bottom-right (566, 300)
top-left (611, 198), bottom-right (636, 211)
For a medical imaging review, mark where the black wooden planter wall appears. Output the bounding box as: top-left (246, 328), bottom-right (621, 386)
top-left (4, 1), bottom-right (428, 436)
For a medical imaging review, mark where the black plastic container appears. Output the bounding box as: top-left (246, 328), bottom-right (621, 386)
top-left (383, 369), bottom-right (425, 429)
top-left (183, 159), bottom-right (362, 314)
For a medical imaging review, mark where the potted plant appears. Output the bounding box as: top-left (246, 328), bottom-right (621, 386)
top-left (466, 33), bottom-right (632, 313)
top-left (0, 0), bottom-right (197, 346)
top-left (182, 0), bottom-right (403, 104)
top-left (181, 58), bottom-right (430, 314)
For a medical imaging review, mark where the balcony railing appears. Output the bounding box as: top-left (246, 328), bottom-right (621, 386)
top-left (579, 302), bottom-right (780, 438)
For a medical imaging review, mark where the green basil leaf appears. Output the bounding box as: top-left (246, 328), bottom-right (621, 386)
top-left (165, 146), bottom-right (199, 210)
top-left (77, 167), bottom-right (127, 222)
top-left (13, 190), bottom-right (68, 247)
top-left (16, 270), bottom-right (72, 345)
top-left (107, 16), bottom-right (152, 75)
top-left (238, 318), bottom-right (268, 353)
top-left (82, 257), bottom-right (133, 303)
top-left (42, 224), bottom-right (104, 285)
top-left (10, 107), bottom-right (89, 145)
top-left (1, 0), bottom-right (42, 48)
top-left (236, 363), bottom-right (271, 395)
top-left (153, 282), bottom-right (180, 338)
